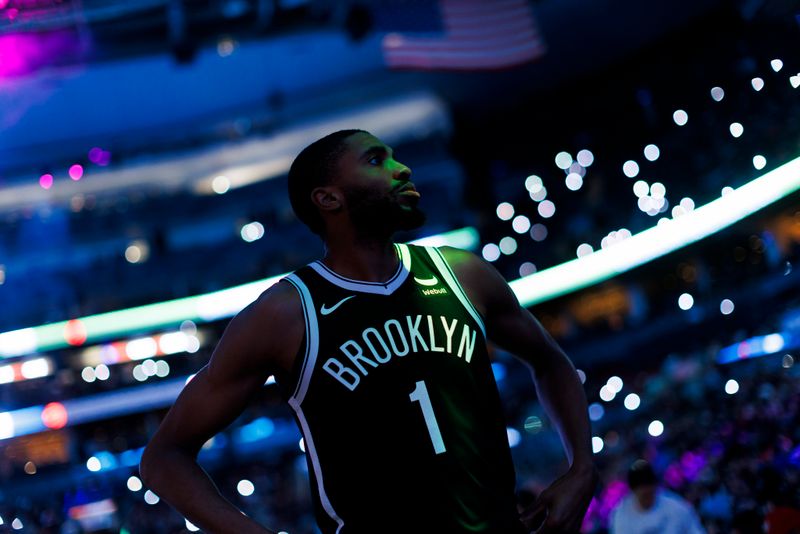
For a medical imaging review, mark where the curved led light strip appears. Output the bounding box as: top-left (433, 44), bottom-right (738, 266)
top-left (0, 227), bottom-right (479, 358)
top-left (510, 155), bottom-right (800, 306)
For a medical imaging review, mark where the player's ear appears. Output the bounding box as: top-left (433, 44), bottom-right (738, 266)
top-left (311, 186), bottom-right (343, 213)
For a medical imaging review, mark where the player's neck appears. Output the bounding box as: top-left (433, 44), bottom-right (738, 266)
top-left (321, 232), bottom-right (399, 283)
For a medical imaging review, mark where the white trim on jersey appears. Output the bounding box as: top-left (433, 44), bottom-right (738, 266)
top-left (288, 398), bottom-right (345, 533)
top-left (284, 274), bottom-right (345, 532)
top-left (284, 274), bottom-right (320, 405)
top-left (308, 243), bottom-right (412, 295)
top-left (425, 246), bottom-right (487, 338)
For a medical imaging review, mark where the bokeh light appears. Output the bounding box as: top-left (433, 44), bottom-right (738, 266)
top-left (623, 160), bottom-right (640, 178)
top-left (624, 393), bottom-right (641, 410)
top-left (39, 174), bottom-right (53, 190)
top-left (68, 164), bottom-right (84, 181)
top-left (537, 200), bottom-right (555, 218)
top-left (496, 202), bottom-right (514, 221)
top-left (648, 420), bottom-right (664, 437)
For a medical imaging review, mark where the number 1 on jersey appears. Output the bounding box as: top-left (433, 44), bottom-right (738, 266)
top-left (409, 380), bottom-right (446, 455)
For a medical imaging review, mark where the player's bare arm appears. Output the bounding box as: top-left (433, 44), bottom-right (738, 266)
top-left (139, 280), bottom-right (304, 534)
top-left (440, 246), bottom-right (598, 533)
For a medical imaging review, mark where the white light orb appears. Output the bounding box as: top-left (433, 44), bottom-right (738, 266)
top-left (565, 172), bottom-right (584, 191)
top-left (673, 109), bottom-right (688, 126)
top-left (606, 376), bottom-right (623, 393)
top-left (537, 200), bottom-right (556, 218)
top-left (633, 180), bottom-right (649, 198)
top-left (725, 379), bottom-right (739, 395)
top-left (643, 144), bottom-right (660, 161)
top-left (720, 299), bottom-right (735, 315)
top-left (624, 393), bottom-right (641, 410)
top-left (730, 122), bottom-right (744, 138)
top-left (599, 385), bottom-right (616, 402)
top-left (525, 175), bottom-right (543, 193)
top-left (555, 151), bottom-right (573, 170)
top-left (241, 222), bottom-right (265, 243)
top-left (481, 244), bottom-right (501, 262)
top-left (753, 155), bottom-right (767, 170)
top-left (710, 87), bottom-right (725, 101)
top-left (592, 436), bottom-right (604, 454)
top-left (678, 293), bottom-right (694, 310)
top-left (512, 215), bottom-right (531, 234)
top-left (499, 237), bottom-right (517, 255)
top-left (576, 243), bottom-right (593, 258)
top-left (623, 160), bottom-right (640, 178)
top-left (771, 59), bottom-right (783, 72)
top-left (86, 457), bottom-right (101, 472)
top-left (496, 202), bottom-right (515, 221)
top-left (81, 367), bottom-right (96, 383)
top-left (751, 77), bottom-right (764, 91)
top-left (127, 476), bottom-right (143, 492)
top-left (650, 182), bottom-right (666, 199)
top-left (648, 420), bottom-right (664, 437)
top-left (94, 364), bottom-right (110, 381)
top-left (237, 479), bottom-right (255, 497)
top-left (530, 186), bottom-right (547, 202)
top-left (577, 149), bottom-right (594, 167)
top-left (212, 175), bottom-right (230, 194)
top-left (144, 490), bottom-right (160, 505)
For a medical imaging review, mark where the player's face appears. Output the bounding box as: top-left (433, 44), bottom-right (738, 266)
top-left (335, 132), bottom-right (426, 233)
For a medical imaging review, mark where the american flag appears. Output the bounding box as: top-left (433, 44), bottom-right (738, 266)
top-left (381, 0), bottom-right (546, 71)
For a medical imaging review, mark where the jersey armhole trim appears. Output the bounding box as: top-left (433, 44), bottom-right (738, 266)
top-left (425, 246), bottom-right (487, 338)
top-left (284, 274), bottom-right (319, 405)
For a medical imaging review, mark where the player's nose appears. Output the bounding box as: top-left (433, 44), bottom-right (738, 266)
top-left (393, 161), bottom-right (412, 181)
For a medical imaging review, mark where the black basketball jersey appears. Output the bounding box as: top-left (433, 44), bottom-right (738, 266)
top-left (280, 244), bottom-right (525, 534)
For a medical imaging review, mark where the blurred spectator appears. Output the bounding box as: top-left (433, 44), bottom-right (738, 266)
top-left (610, 460), bottom-right (706, 534)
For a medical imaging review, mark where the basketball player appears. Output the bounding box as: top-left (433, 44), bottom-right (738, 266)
top-left (140, 130), bottom-right (597, 533)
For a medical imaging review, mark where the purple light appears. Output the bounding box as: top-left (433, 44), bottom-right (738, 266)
top-left (88, 147), bottom-right (103, 163)
top-left (39, 173), bottom-right (53, 190)
top-left (69, 164), bottom-right (83, 181)
top-left (0, 0), bottom-right (10, 9)
top-left (97, 150), bottom-right (111, 166)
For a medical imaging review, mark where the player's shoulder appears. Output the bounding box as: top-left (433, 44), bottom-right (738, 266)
top-left (436, 245), bottom-right (504, 287)
top-left (436, 245), bottom-right (484, 273)
top-left (249, 278), bottom-right (304, 323)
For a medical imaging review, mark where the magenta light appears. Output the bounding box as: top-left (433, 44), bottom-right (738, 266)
top-left (69, 164), bottom-right (83, 181)
top-left (0, 0), bottom-right (10, 9)
top-left (39, 173), bottom-right (53, 189)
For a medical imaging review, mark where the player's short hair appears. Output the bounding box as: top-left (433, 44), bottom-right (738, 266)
top-left (627, 459), bottom-right (658, 489)
top-left (288, 129), bottom-right (366, 235)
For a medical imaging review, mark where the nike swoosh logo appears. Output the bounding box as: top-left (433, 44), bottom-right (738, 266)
top-left (320, 295), bottom-right (356, 316)
top-left (414, 276), bottom-right (439, 286)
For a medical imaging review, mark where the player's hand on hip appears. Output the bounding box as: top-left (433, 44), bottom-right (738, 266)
top-left (520, 463), bottom-right (598, 533)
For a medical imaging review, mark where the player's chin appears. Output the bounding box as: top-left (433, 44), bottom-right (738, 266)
top-left (396, 207), bottom-right (427, 231)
